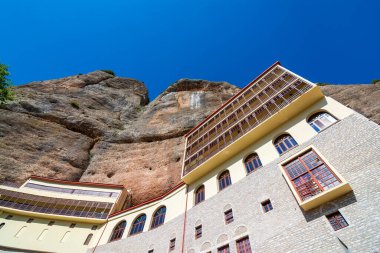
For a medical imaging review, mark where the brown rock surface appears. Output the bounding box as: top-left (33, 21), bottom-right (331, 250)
top-left (0, 70), bottom-right (379, 206)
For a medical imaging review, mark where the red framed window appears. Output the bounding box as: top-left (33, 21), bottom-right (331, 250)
top-left (274, 134), bottom-right (298, 155)
top-left (244, 153), bottom-right (262, 174)
top-left (283, 149), bottom-right (341, 201)
top-left (109, 221), bottom-right (126, 242)
top-left (195, 185), bottom-right (205, 205)
top-left (129, 214), bottom-right (146, 235)
top-left (326, 211), bottom-right (349, 231)
top-left (261, 200), bottom-right (273, 213)
top-left (219, 171), bottom-right (232, 191)
top-left (195, 225), bottom-right (202, 239)
top-left (169, 238), bottom-right (176, 251)
top-left (224, 209), bottom-right (234, 224)
top-left (218, 244), bottom-right (230, 253)
top-left (151, 206), bottom-right (166, 229)
top-left (236, 237), bottom-right (252, 253)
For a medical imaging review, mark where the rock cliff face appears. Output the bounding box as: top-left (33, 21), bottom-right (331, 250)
top-left (0, 71), bottom-right (378, 206)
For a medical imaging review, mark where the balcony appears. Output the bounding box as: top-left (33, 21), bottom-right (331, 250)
top-left (182, 64), bottom-right (324, 184)
top-left (0, 188), bottom-right (113, 222)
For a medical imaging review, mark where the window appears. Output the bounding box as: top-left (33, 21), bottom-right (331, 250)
top-left (274, 134), bottom-right (298, 155)
top-left (224, 209), bottom-right (234, 224)
top-left (151, 206), bottom-right (166, 229)
top-left (5, 215), bottom-right (13, 220)
top-left (48, 221), bottom-right (55, 226)
top-left (236, 237), bottom-right (252, 253)
top-left (261, 200), bottom-right (273, 213)
top-left (0, 223), bottom-right (4, 229)
top-left (244, 153), bottom-right (262, 174)
top-left (91, 225), bottom-right (98, 230)
top-left (326, 211), bottom-right (349, 231)
top-left (84, 233), bottom-right (93, 245)
top-left (219, 171), bottom-right (232, 191)
top-left (26, 218), bottom-right (34, 223)
top-left (195, 225), bottom-right (202, 239)
top-left (148, 250), bottom-right (154, 253)
top-left (283, 149), bottom-right (341, 201)
top-left (130, 214), bottom-right (146, 235)
top-left (109, 221), bottom-right (126, 242)
top-left (308, 112), bottom-right (337, 132)
top-left (70, 223), bottom-right (76, 228)
top-left (218, 244), bottom-right (230, 253)
top-left (195, 185), bottom-right (205, 205)
top-left (169, 238), bottom-right (176, 251)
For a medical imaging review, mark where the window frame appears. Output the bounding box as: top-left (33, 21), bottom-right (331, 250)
top-left (236, 236), bottom-right (252, 253)
top-left (194, 185), bottom-right (205, 205)
top-left (218, 244), bottom-right (230, 253)
top-left (307, 111), bottom-right (338, 133)
top-left (326, 211), bottom-right (349, 231)
top-left (218, 170), bottom-right (232, 191)
top-left (273, 134), bottom-right (298, 155)
top-left (129, 214), bottom-right (146, 236)
top-left (195, 225), bottom-right (202, 239)
top-left (109, 220), bottom-right (126, 242)
top-left (169, 238), bottom-right (176, 251)
top-left (244, 153), bottom-right (263, 174)
top-left (151, 206), bottom-right (166, 229)
top-left (279, 145), bottom-right (351, 210)
top-left (224, 209), bottom-right (234, 224)
top-left (261, 200), bottom-right (273, 213)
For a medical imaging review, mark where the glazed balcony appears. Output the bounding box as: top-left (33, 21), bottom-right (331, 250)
top-left (0, 188), bottom-right (113, 223)
top-left (182, 63), bottom-right (324, 184)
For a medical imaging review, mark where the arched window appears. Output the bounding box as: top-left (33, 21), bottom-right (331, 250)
top-left (274, 134), bottom-right (298, 155)
top-left (151, 206), bottom-right (166, 229)
top-left (84, 233), bottom-right (93, 245)
top-left (244, 153), bottom-right (262, 174)
top-left (218, 171), bottom-right (232, 191)
top-left (0, 223), bottom-right (4, 229)
top-left (109, 221), bottom-right (126, 242)
top-left (308, 112), bottom-right (337, 132)
top-left (195, 185), bottom-right (205, 205)
top-left (130, 214), bottom-right (146, 235)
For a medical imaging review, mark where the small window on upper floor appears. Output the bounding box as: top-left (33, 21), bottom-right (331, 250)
top-left (326, 211), bottom-right (349, 231)
top-left (26, 218), bottom-right (34, 223)
top-left (274, 134), bottom-right (298, 155)
top-left (129, 214), bottom-right (146, 236)
top-left (195, 185), bottom-right (205, 205)
top-left (0, 223), bottom-right (5, 229)
top-left (244, 153), bottom-right (262, 174)
top-left (48, 221), bottom-right (55, 226)
top-left (224, 209), bottom-right (234, 224)
top-left (219, 170), bottom-right (232, 191)
top-left (308, 112), bottom-right (337, 132)
top-left (5, 215), bottom-right (13, 220)
top-left (148, 250), bottom-right (154, 253)
top-left (91, 225), bottom-right (97, 230)
top-left (151, 206), bottom-right (166, 229)
top-left (70, 223), bottom-right (76, 228)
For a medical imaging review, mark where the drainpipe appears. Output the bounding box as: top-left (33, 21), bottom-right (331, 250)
top-left (181, 185), bottom-right (189, 253)
top-left (92, 221), bottom-right (108, 253)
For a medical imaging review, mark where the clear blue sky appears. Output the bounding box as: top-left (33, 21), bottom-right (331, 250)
top-left (1, 0), bottom-right (379, 100)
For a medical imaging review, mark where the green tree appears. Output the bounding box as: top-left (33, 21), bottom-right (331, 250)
top-left (0, 63), bottom-right (14, 104)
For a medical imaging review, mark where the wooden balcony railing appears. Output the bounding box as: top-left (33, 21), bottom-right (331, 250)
top-left (183, 80), bottom-right (313, 176)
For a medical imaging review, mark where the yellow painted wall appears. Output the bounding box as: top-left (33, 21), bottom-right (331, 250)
top-left (186, 96), bottom-right (354, 209)
top-left (0, 211), bottom-right (102, 253)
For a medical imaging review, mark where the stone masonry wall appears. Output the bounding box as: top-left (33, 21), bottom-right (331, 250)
top-left (91, 112), bottom-right (380, 253)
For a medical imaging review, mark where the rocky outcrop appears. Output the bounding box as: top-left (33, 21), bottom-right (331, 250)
top-left (0, 70), bottom-right (378, 206)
